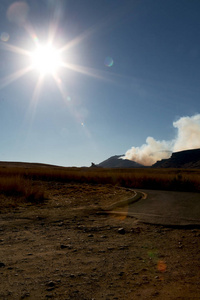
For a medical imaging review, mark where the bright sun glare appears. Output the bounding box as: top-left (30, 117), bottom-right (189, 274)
top-left (0, 17), bottom-right (107, 109)
top-left (31, 44), bottom-right (62, 75)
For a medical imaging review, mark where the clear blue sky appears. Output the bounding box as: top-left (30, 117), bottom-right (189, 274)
top-left (0, 0), bottom-right (200, 167)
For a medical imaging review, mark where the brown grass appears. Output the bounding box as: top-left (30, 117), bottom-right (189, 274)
top-left (0, 166), bottom-right (199, 196)
top-left (0, 175), bottom-right (46, 206)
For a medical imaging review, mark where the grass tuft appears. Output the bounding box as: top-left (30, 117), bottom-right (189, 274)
top-left (0, 175), bottom-right (46, 205)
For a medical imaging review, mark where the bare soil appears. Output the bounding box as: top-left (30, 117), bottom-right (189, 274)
top-left (0, 182), bottom-right (200, 299)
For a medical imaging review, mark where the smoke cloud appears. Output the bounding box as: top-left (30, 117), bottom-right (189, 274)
top-left (124, 114), bottom-right (200, 166)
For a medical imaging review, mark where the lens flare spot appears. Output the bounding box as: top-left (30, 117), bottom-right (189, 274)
top-left (1, 32), bottom-right (10, 42)
top-left (109, 206), bottom-right (128, 221)
top-left (157, 260), bottom-right (167, 273)
top-left (104, 56), bottom-right (114, 67)
top-left (7, 1), bottom-right (29, 25)
top-left (32, 34), bottom-right (39, 44)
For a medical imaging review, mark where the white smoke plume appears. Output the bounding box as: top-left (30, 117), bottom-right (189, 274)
top-left (124, 114), bottom-right (200, 166)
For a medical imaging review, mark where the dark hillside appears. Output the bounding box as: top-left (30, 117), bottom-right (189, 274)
top-left (96, 155), bottom-right (144, 168)
top-left (153, 149), bottom-right (200, 168)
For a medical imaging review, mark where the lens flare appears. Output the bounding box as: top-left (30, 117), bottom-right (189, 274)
top-left (157, 260), bottom-right (167, 272)
top-left (1, 32), bottom-right (9, 42)
top-left (104, 56), bottom-right (114, 67)
top-left (7, 1), bottom-right (29, 26)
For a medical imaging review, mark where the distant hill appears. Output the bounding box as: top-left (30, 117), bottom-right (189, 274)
top-left (93, 155), bottom-right (144, 168)
top-left (152, 149), bottom-right (200, 168)
top-left (0, 161), bottom-right (61, 169)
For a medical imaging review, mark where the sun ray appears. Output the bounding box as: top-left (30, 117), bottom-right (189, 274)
top-left (47, 4), bottom-right (61, 46)
top-left (62, 62), bottom-right (114, 83)
top-left (57, 4), bottom-right (126, 55)
top-left (19, 74), bottom-right (45, 147)
top-left (0, 41), bottom-right (31, 57)
top-left (0, 66), bottom-right (32, 90)
top-left (23, 74), bottom-right (44, 130)
top-left (52, 73), bottom-right (68, 103)
top-left (58, 28), bottom-right (95, 55)
top-left (30, 74), bottom-right (44, 107)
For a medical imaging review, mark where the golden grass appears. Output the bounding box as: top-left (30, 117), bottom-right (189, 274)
top-left (0, 165), bottom-right (199, 195)
top-left (0, 175), bottom-right (45, 205)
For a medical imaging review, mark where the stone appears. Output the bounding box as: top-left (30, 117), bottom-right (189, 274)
top-left (100, 235), bottom-right (107, 238)
top-left (46, 281), bottom-right (55, 287)
top-left (46, 287), bottom-right (54, 291)
top-left (58, 222), bottom-right (64, 226)
top-left (21, 292), bottom-right (30, 299)
top-left (0, 262), bottom-right (5, 267)
top-left (60, 244), bottom-right (71, 249)
top-left (45, 294), bottom-right (53, 298)
top-left (118, 228), bottom-right (125, 235)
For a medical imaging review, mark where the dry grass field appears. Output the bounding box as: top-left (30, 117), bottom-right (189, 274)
top-left (0, 165), bottom-right (199, 208)
top-left (0, 164), bottom-right (200, 299)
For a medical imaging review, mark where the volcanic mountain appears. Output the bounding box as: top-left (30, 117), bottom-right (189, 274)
top-left (92, 155), bottom-right (144, 168)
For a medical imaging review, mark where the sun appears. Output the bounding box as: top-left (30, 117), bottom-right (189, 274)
top-left (30, 44), bottom-right (62, 75)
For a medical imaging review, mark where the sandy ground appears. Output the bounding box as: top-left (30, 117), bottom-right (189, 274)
top-left (0, 181), bottom-right (200, 300)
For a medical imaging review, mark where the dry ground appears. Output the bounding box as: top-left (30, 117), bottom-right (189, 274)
top-left (0, 181), bottom-right (200, 299)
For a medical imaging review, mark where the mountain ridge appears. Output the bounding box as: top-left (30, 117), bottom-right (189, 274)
top-left (152, 148), bottom-right (200, 168)
top-left (95, 149), bottom-right (200, 169)
top-left (93, 155), bottom-right (144, 168)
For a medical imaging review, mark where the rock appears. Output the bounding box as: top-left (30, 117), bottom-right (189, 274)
top-left (60, 244), bottom-right (72, 249)
top-left (100, 235), bottom-right (107, 238)
top-left (118, 228), bottom-right (125, 235)
top-left (21, 292), bottom-right (30, 299)
top-left (46, 287), bottom-right (54, 291)
top-left (0, 262), bottom-right (5, 267)
top-left (152, 291), bottom-right (160, 296)
top-left (45, 294), bottom-right (53, 298)
top-left (58, 222), bottom-right (64, 226)
top-left (119, 246), bottom-right (128, 250)
top-left (46, 281), bottom-right (55, 287)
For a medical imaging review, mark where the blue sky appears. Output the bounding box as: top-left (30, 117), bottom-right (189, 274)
top-left (0, 0), bottom-right (200, 167)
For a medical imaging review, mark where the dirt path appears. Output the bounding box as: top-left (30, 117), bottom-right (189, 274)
top-left (0, 182), bottom-right (200, 299)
